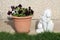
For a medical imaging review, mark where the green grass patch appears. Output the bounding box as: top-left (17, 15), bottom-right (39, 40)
top-left (0, 32), bottom-right (60, 40)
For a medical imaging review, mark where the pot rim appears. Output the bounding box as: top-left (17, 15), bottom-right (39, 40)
top-left (12, 16), bottom-right (32, 19)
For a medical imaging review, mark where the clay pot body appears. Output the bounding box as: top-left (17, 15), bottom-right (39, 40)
top-left (12, 16), bottom-right (32, 33)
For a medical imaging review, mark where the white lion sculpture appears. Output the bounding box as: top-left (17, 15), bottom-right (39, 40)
top-left (36, 8), bottom-right (54, 33)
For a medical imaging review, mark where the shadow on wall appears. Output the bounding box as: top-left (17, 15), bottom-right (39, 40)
top-left (35, 19), bottom-right (40, 30)
top-left (4, 17), bottom-right (17, 32)
top-left (4, 17), bottom-right (40, 32)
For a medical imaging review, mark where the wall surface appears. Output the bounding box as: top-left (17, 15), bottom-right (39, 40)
top-left (0, 0), bottom-right (60, 19)
top-left (0, 0), bottom-right (60, 33)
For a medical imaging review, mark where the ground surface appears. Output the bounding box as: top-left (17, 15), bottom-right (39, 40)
top-left (0, 19), bottom-right (60, 34)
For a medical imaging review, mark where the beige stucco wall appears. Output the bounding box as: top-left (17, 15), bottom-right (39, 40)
top-left (0, 0), bottom-right (60, 19)
top-left (0, 0), bottom-right (60, 33)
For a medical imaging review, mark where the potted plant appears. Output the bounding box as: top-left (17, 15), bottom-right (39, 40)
top-left (7, 4), bottom-right (34, 33)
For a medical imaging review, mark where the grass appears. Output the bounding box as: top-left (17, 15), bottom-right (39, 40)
top-left (36, 32), bottom-right (60, 40)
top-left (0, 32), bottom-right (60, 40)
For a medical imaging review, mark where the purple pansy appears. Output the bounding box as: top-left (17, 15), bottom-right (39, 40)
top-left (7, 11), bottom-right (12, 15)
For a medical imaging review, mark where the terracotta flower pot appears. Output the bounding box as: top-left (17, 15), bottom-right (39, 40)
top-left (12, 16), bottom-right (32, 33)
